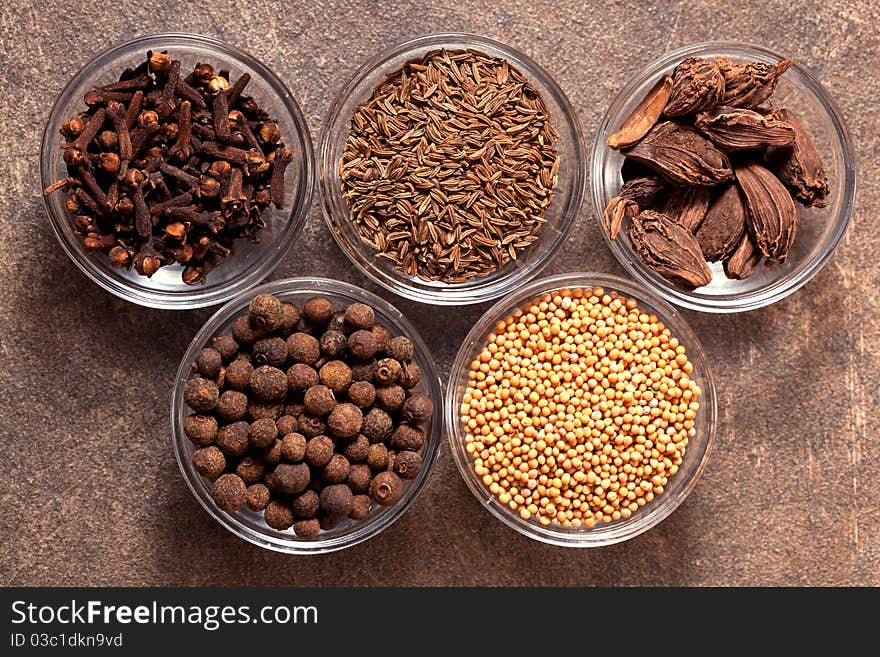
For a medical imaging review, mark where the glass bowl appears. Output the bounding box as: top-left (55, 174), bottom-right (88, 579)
top-left (445, 272), bottom-right (716, 547)
top-left (40, 33), bottom-right (315, 309)
top-left (319, 33), bottom-right (586, 306)
top-left (171, 277), bottom-right (443, 553)
top-left (591, 41), bottom-right (856, 313)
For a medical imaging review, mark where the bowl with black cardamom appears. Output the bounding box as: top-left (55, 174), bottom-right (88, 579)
top-left (40, 33), bottom-right (314, 309)
top-left (591, 41), bottom-right (855, 313)
top-left (319, 33), bottom-right (586, 305)
top-left (171, 278), bottom-right (443, 553)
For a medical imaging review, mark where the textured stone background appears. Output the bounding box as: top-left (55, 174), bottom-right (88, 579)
top-left (1, 0), bottom-right (877, 586)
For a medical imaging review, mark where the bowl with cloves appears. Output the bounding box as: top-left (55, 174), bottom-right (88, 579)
top-left (40, 34), bottom-right (314, 309)
top-left (591, 41), bottom-right (855, 313)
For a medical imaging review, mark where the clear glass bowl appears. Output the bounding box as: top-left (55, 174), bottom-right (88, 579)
top-left (319, 33), bottom-right (586, 306)
top-left (591, 41), bottom-right (856, 313)
top-left (40, 34), bottom-right (315, 309)
top-left (445, 272), bottom-right (716, 547)
top-left (171, 277), bottom-right (442, 553)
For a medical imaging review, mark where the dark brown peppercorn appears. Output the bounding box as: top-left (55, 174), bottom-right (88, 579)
top-left (248, 418), bottom-right (277, 449)
top-left (320, 484), bottom-right (354, 516)
top-left (350, 360), bottom-right (377, 383)
top-left (298, 414), bottom-right (326, 438)
top-left (194, 348), bottom-right (222, 380)
top-left (366, 443), bottom-right (389, 471)
top-left (286, 332), bottom-right (320, 364)
top-left (210, 335), bottom-right (238, 362)
top-left (252, 337), bottom-right (288, 367)
top-left (375, 385), bottom-right (405, 412)
top-left (320, 330), bottom-right (348, 358)
top-left (320, 455), bottom-right (348, 485)
top-left (264, 500), bottom-right (294, 530)
top-left (217, 421), bottom-right (250, 457)
top-left (401, 392), bottom-right (434, 424)
top-left (184, 377), bottom-right (219, 412)
top-left (286, 363), bottom-right (318, 392)
top-left (259, 439), bottom-right (283, 465)
top-left (304, 435), bottom-right (334, 467)
top-left (390, 424), bottom-right (425, 451)
top-left (193, 445), bottom-right (226, 479)
top-left (248, 293), bottom-right (283, 332)
top-left (327, 403), bottom-right (363, 438)
top-left (291, 489), bottom-right (319, 519)
top-left (236, 456), bottom-right (267, 484)
top-left (362, 408), bottom-right (393, 443)
top-left (304, 385), bottom-right (337, 416)
top-left (224, 359), bottom-right (254, 391)
top-left (249, 365), bottom-right (288, 400)
top-left (347, 463), bottom-right (372, 493)
top-left (348, 330), bottom-right (377, 360)
top-left (375, 358), bottom-right (402, 386)
top-left (278, 302), bottom-right (300, 335)
top-left (393, 450), bottom-right (422, 480)
top-left (275, 415), bottom-right (298, 436)
top-left (347, 381), bottom-right (376, 408)
top-left (387, 336), bottom-right (414, 362)
top-left (284, 401), bottom-right (306, 418)
top-left (246, 400), bottom-right (282, 421)
top-left (369, 471), bottom-right (404, 506)
top-left (319, 360), bottom-right (352, 394)
top-left (246, 483), bottom-right (271, 511)
top-left (349, 494), bottom-right (372, 520)
top-left (211, 473), bottom-right (247, 512)
top-left (293, 518), bottom-right (320, 539)
top-left (184, 414), bottom-right (218, 446)
top-left (303, 296), bottom-right (334, 325)
top-left (281, 432), bottom-right (307, 462)
top-left (273, 462), bottom-right (310, 495)
top-left (341, 434), bottom-right (370, 462)
top-left (371, 324), bottom-right (392, 353)
top-left (400, 360), bottom-right (422, 389)
top-left (232, 314), bottom-right (263, 346)
top-left (217, 390), bottom-right (248, 422)
top-left (344, 302), bottom-right (374, 330)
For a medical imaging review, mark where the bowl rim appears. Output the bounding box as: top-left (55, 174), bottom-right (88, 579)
top-left (40, 32), bottom-right (316, 310)
top-left (171, 276), bottom-right (444, 554)
top-left (318, 31), bottom-right (587, 306)
top-left (444, 271), bottom-right (717, 547)
top-left (590, 40), bottom-right (857, 314)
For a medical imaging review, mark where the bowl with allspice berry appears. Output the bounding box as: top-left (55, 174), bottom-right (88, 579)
top-left (40, 34), bottom-right (314, 309)
top-left (320, 33), bottom-right (586, 305)
top-left (592, 41), bottom-right (855, 313)
top-left (172, 278), bottom-right (442, 553)
top-left (446, 273), bottom-right (716, 547)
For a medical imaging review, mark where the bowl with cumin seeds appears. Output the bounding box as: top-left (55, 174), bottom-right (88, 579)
top-left (320, 33), bottom-right (586, 305)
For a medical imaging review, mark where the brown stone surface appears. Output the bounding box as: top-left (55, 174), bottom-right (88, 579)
top-left (1, 1), bottom-right (878, 586)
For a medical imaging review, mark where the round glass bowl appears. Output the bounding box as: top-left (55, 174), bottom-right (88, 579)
top-left (445, 273), bottom-right (716, 547)
top-left (591, 41), bottom-right (856, 313)
top-left (319, 33), bottom-right (586, 306)
top-left (40, 33), bottom-right (315, 309)
top-left (172, 277), bottom-right (442, 553)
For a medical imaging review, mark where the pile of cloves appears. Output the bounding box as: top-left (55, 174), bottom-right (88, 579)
top-left (43, 51), bottom-right (295, 285)
top-left (603, 55), bottom-right (829, 289)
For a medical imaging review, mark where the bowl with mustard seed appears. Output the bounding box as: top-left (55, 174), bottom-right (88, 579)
top-left (445, 273), bottom-right (716, 546)
top-left (319, 33), bottom-right (586, 305)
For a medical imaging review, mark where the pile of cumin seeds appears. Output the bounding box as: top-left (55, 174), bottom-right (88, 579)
top-left (339, 48), bottom-right (560, 284)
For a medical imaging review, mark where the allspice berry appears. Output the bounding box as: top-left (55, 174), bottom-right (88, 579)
top-left (319, 360), bottom-right (352, 394)
top-left (371, 324), bottom-right (392, 353)
top-left (350, 360), bottom-right (377, 383)
top-left (281, 432), bottom-right (307, 462)
top-left (304, 385), bottom-right (337, 416)
top-left (236, 457), bottom-right (267, 484)
top-left (387, 336), bottom-right (414, 362)
top-left (286, 332), bottom-right (320, 365)
top-left (347, 380), bottom-right (376, 408)
top-left (184, 377), bottom-right (219, 413)
top-left (348, 330), bottom-right (377, 360)
top-left (347, 463), bottom-right (372, 493)
top-left (184, 414), bottom-right (218, 446)
top-left (287, 363), bottom-right (318, 392)
top-left (393, 450), bottom-right (422, 480)
top-left (327, 311), bottom-right (346, 333)
top-left (369, 471), bottom-right (404, 506)
top-left (327, 403), bottom-right (362, 438)
top-left (275, 415), bottom-right (298, 436)
top-left (194, 348), bottom-right (222, 380)
top-left (375, 385), bottom-right (405, 412)
top-left (260, 439), bottom-right (283, 466)
top-left (320, 484), bottom-right (354, 517)
top-left (217, 421), bottom-right (250, 457)
top-left (401, 392), bottom-right (434, 424)
top-left (246, 483), bottom-right (271, 511)
top-left (246, 400), bottom-right (282, 421)
top-left (303, 297), bottom-right (334, 325)
top-left (248, 418), bottom-right (278, 449)
top-left (264, 500), bottom-right (294, 530)
top-left (273, 462), bottom-right (310, 495)
top-left (210, 335), bottom-right (238, 362)
top-left (349, 494), bottom-right (372, 520)
top-left (367, 443), bottom-right (389, 471)
top-left (252, 337), bottom-right (288, 368)
top-left (400, 361), bottom-right (422, 389)
top-left (249, 365), bottom-right (288, 401)
top-left (293, 518), bottom-right (320, 539)
top-left (362, 408), bottom-right (393, 443)
top-left (232, 314), bottom-right (263, 346)
top-left (211, 474), bottom-right (247, 512)
top-left (292, 489), bottom-right (320, 519)
top-left (341, 434), bottom-right (370, 462)
top-left (224, 359), bottom-right (254, 392)
top-left (248, 293), bottom-right (283, 332)
top-left (390, 424), bottom-right (425, 451)
top-left (375, 358), bottom-right (402, 386)
top-left (322, 454), bottom-right (351, 484)
top-left (193, 446), bottom-right (226, 479)
top-left (298, 414), bottom-right (326, 438)
top-left (319, 330), bottom-right (347, 358)
top-left (304, 435), bottom-right (334, 468)
top-left (217, 390), bottom-right (248, 422)
top-left (320, 514), bottom-right (343, 530)
top-left (344, 302), bottom-right (374, 330)
top-left (279, 302), bottom-right (300, 335)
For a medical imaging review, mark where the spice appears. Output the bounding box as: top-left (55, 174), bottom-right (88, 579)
top-left (43, 51), bottom-right (294, 284)
top-left (461, 287), bottom-right (701, 527)
top-left (608, 76), bottom-right (673, 150)
top-left (339, 48), bottom-right (559, 283)
top-left (193, 446), bottom-right (225, 479)
top-left (211, 474), bottom-right (247, 513)
top-left (602, 53), bottom-right (829, 286)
